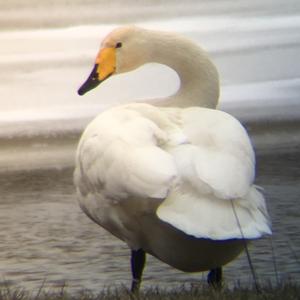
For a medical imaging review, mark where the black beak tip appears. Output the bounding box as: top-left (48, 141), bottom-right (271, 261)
top-left (77, 87), bottom-right (86, 96)
top-left (77, 64), bottom-right (100, 96)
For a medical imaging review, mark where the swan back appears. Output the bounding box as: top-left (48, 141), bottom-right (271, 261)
top-left (75, 104), bottom-right (271, 242)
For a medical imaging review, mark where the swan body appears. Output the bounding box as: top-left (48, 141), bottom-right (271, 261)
top-left (74, 26), bottom-right (271, 289)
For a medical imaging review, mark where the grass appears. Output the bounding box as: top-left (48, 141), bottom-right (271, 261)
top-left (0, 281), bottom-right (299, 300)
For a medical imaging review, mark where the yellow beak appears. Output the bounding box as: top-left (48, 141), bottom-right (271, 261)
top-left (96, 47), bottom-right (116, 81)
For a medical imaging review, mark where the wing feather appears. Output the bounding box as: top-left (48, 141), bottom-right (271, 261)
top-left (75, 106), bottom-right (177, 200)
top-left (156, 107), bottom-right (270, 239)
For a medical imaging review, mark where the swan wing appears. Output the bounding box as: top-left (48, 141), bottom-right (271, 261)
top-left (180, 107), bottom-right (255, 200)
top-left (74, 105), bottom-right (178, 201)
top-left (157, 107), bottom-right (271, 239)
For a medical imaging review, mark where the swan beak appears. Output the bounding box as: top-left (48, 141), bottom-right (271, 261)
top-left (78, 64), bottom-right (101, 95)
top-left (78, 47), bottom-right (116, 96)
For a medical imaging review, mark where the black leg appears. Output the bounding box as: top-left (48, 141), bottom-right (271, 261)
top-left (130, 249), bottom-right (146, 293)
top-left (207, 267), bottom-right (222, 289)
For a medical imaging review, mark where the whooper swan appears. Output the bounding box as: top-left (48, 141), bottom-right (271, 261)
top-left (74, 26), bottom-right (271, 292)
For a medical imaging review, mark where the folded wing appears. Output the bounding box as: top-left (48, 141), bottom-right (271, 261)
top-left (157, 107), bottom-right (271, 239)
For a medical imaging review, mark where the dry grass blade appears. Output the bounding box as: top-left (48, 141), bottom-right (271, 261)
top-left (1, 282), bottom-right (299, 300)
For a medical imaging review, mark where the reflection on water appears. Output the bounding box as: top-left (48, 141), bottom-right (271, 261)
top-left (0, 150), bottom-right (299, 293)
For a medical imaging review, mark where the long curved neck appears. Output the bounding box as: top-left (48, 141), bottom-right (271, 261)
top-left (142, 30), bottom-right (220, 109)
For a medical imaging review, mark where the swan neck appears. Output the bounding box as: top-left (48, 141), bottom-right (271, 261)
top-left (145, 30), bottom-right (219, 108)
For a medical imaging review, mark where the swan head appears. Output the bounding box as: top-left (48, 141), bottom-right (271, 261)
top-left (78, 25), bottom-right (219, 108)
top-left (78, 26), bottom-right (149, 95)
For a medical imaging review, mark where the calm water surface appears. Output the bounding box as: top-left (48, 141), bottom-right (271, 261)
top-left (0, 148), bottom-right (299, 293)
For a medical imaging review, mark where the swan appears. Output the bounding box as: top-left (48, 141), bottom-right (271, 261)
top-left (74, 26), bottom-right (271, 291)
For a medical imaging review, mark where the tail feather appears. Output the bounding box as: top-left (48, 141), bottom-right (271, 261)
top-left (157, 185), bottom-right (271, 240)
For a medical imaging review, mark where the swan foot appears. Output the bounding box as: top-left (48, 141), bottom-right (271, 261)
top-left (207, 267), bottom-right (222, 289)
top-left (130, 249), bottom-right (146, 293)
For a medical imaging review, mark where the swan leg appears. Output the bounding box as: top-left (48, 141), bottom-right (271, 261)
top-left (207, 267), bottom-right (222, 289)
top-left (130, 249), bottom-right (146, 293)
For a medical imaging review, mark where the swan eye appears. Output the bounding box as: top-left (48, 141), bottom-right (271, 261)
top-left (115, 42), bottom-right (122, 49)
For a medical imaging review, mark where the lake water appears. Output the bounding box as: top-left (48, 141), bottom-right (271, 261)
top-left (0, 0), bottom-right (300, 294)
top-left (0, 129), bottom-right (299, 293)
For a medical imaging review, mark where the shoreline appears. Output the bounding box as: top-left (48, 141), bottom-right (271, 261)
top-left (0, 117), bottom-right (299, 173)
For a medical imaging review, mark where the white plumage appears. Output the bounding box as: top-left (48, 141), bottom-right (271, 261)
top-left (74, 26), bottom-right (271, 289)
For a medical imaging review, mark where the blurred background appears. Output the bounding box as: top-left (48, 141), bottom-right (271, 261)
top-left (0, 0), bottom-right (299, 293)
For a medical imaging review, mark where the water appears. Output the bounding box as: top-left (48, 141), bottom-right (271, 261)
top-left (0, 148), bottom-right (299, 293)
top-left (0, 0), bottom-right (300, 293)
